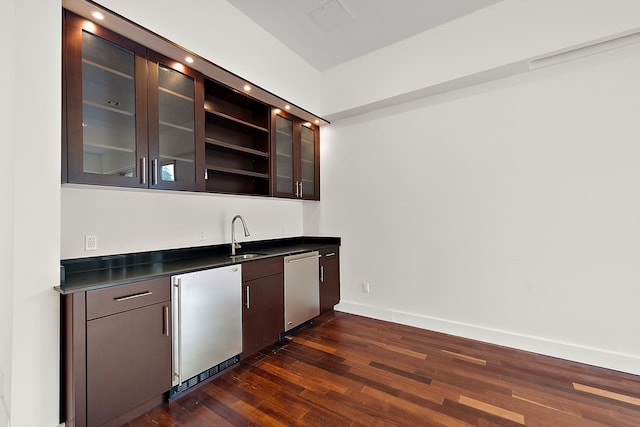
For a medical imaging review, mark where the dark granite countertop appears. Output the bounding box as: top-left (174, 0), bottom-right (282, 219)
top-left (56, 236), bottom-right (340, 294)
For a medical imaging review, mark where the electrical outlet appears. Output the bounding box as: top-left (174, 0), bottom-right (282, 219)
top-left (85, 235), bottom-right (98, 251)
top-left (362, 282), bottom-right (370, 293)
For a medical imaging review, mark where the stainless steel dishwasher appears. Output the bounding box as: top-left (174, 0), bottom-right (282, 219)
top-left (171, 264), bottom-right (242, 394)
top-left (284, 251), bottom-right (321, 331)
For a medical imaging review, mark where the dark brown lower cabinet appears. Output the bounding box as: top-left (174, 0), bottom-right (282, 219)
top-left (319, 247), bottom-right (340, 313)
top-left (241, 257), bottom-right (284, 357)
top-left (62, 277), bottom-right (171, 427)
top-left (87, 302), bottom-right (171, 426)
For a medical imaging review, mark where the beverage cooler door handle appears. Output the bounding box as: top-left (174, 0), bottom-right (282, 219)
top-left (173, 277), bottom-right (182, 385)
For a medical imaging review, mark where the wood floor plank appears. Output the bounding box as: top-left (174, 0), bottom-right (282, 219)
top-left (128, 312), bottom-right (640, 426)
top-left (573, 382), bottom-right (640, 406)
top-left (361, 385), bottom-right (475, 427)
top-left (458, 395), bottom-right (525, 424)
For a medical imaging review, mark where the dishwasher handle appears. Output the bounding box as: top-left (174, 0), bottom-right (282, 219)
top-left (285, 254), bottom-right (321, 264)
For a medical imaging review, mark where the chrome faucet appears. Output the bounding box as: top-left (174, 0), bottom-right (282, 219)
top-left (231, 215), bottom-right (250, 256)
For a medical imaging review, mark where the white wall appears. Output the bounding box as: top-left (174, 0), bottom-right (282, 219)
top-left (0, 2), bottom-right (16, 425)
top-left (308, 41), bottom-right (640, 374)
top-left (5, 0), bottom-right (62, 426)
top-left (61, 186), bottom-right (304, 258)
top-left (322, 0), bottom-right (640, 118)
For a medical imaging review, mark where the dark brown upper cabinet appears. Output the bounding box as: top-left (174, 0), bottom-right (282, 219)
top-left (63, 11), bottom-right (204, 191)
top-left (271, 109), bottom-right (320, 200)
top-left (203, 80), bottom-right (271, 196)
top-left (63, 7), bottom-right (326, 198)
top-left (147, 52), bottom-right (205, 191)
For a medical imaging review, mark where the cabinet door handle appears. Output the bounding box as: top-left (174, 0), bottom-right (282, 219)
top-left (163, 305), bottom-right (169, 337)
top-left (324, 252), bottom-right (336, 257)
top-left (320, 265), bottom-right (324, 283)
top-left (140, 157), bottom-right (147, 184)
top-left (245, 285), bottom-right (250, 309)
top-left (114, 291), bottom-right (153, 302)
top-left (299, 181), bottom-right (303, 197)
top-left (295, 181), bottom-right (299, 197)
top-left (152, 158), bottom-right (158, 185)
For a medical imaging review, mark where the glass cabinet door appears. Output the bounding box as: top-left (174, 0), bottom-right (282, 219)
top-left (274, 113), bottom-right (295, 196)
top-left (271, 110), bottom-right (320, 199)
top-left (299, 124), bottom-right (317, 199)
top-left (64, 11), bottom-right (148, 187)
top-left (81, 32), bottom-right (137, 176)
top-left (147, 54), bottom-right (204, 191)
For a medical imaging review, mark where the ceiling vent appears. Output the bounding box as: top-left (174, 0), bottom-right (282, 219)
top-left (308, 0), bottom-right (354, 32)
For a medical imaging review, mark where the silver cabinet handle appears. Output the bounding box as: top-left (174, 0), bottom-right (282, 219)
top-left (324, 252), bottom-right (336, 257)
top-left (245, 285), bottom-right (250, 308)
top-left (163, 305), bottom-right (169, 337)
top-left (295, 181), bottom-right (299, 197)
top-left (320, 265), bottom-right (324, 283)
top-left (114, 291), bottom-right (153, 302)
top-left (299, 181), bottom-right (303, 197)
top-left (140, 157), bottom-right (147, 184)
top-left (152, 158), bottom-right (158, 185)
top-left (285, 254), bottom-right (322, 263)
top-left (173, 278), bottom-right (183, 384)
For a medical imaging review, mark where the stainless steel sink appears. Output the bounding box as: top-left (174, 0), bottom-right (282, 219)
top-left (228, 253), bottom-right (266, 261)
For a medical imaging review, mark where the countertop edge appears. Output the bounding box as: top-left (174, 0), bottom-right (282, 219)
top-left (56, 236), bottom-right (340, 294)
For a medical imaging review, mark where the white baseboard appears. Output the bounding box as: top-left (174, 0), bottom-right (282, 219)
top-left (334, 301), bottom-right (640, 376)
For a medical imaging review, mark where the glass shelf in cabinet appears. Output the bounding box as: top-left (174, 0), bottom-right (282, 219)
top-left (158, 86), bottom-right (194, 102)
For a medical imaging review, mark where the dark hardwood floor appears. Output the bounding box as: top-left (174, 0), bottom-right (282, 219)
top-left (127, 311), bottom-right (640, 426)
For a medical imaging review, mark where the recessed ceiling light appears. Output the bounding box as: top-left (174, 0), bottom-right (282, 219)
top-left (304, 122), bottom-right (312, 127)
top-left (83, 21), bottom-right (96, 32)
top-left (314, 120), bottom-right (320, 124)
top-left (91, 11), bottom-right (105, 20)
top-left (185, 56), bottom-right (194, 64)
top-left (274, 109), bottom-right (281, 114)
top-left (243, 84), bottom-right (251, 91)
top-left (284, 105), bottom-right (291, 110)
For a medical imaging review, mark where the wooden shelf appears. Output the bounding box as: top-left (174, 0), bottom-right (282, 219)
top-left (206, 165), bottom-right (269, 179)
top-left (205, 137), bottom-right (268, 158)
top-left (205, 109), bottom-right (268, 133)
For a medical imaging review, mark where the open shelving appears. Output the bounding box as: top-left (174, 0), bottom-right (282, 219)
top-left (204, 79), bottom-right (271, 195)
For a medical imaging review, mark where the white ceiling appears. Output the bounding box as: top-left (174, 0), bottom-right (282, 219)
top-left (227, 0), bottom-right (503, 71)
